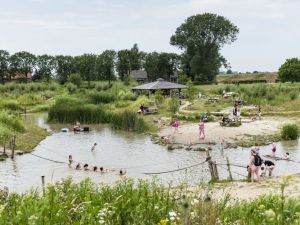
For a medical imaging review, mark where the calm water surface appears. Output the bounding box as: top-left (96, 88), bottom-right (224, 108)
top-left (0, 114), bottom-right (299, 193)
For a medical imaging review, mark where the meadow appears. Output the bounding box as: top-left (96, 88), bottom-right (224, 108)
top-left (0, 80), bottom-right (300, 153)
top-left (0, 177), bottom-right (299, 225)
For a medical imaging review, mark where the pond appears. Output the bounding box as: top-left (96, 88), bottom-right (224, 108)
top-left (0, 114), bottom-right (299, 193)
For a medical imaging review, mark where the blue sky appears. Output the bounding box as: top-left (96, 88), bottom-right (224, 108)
top-left (0, 0), bottom-right (299, 72)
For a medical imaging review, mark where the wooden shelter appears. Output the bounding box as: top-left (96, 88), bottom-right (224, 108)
top-left (132, 78), bottom-right (186, 95)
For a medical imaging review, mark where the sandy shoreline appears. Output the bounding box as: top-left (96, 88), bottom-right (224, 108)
top-left (158, 117), bottom-right (298, 146)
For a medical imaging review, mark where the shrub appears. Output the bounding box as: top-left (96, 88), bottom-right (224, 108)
top-left (0, 111), bottom-right (25, 132)
top-left (69, 73), bottom-right (82, 87)
top-left (281, 124), bottom-right (299, 140)
top-left (290, 92), bottom-right (298, 100)
top-left (66, 83), bottom-right (77, 94)
top-left (168, 96), bottom-right (180, 116)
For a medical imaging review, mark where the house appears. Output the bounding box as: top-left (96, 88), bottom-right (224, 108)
top-left (130, 70), bottom-right (148, 83)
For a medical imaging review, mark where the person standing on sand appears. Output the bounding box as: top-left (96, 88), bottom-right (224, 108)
top-left (171, 120), bottom-right (179, 134)
top-left (249, 149), bottom-right (261, 182)
top-left (198, 119), bottom-right (205, 139)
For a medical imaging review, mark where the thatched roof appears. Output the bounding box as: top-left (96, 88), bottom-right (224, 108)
top-left (132, 78), bottom-right (186, 90)
top-left (130, 70), bottom-right (148, 79)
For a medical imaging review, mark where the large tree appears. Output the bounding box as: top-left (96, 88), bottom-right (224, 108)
top-left (9, 51), bottom-right (36, 81)
top-left (54, 55), bottom-right (74, 84)
top-left (95, 50), bottom-right (116, 85)
top-left (170, 13), bottom-right (239, 82)
top-left (0, 50), bottom-right (9, 84)
top-left (144, 52), bottom-right (179, 81)
top-left (116, 44), bottom-right (144, 80)
top-left (35, 54), bottom-right (56, 81)
top-left (278, 58), bottom-right (300, 83)
top-left (74, 54), bottom-right (97, 87)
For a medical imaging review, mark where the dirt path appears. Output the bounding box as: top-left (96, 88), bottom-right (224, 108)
top-left (159, 117), bottom-right (299, 145)
top-left (209, 174), bottom-right (300, 201)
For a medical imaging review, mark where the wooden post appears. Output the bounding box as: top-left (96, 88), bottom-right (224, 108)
top-left (24, 106), bottom-right (27, 119)
top-left (41, 176), bottom-right (45, 196)
top-left (3, 145), bottom-right (5, 154)
top-left (206, 150), bottom-right (215, 181)
top-left (11, 135), bottom-right (16, 159)
top-left (226, 157), bottom-right (233, 181)
top-left (212, 161), bottom-right (219, 181)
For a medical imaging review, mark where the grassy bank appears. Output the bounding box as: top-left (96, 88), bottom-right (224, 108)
top-left (0, 178), bottom-right (299, 224)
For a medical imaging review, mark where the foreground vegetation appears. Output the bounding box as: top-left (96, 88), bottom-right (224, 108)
top-left (0, 178), bottom-right (299, 225)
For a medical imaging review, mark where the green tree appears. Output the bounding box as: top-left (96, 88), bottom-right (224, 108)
top-left (9, 51), bottom-right (36, 81)
top-left (116, 44), bottom-right (145, 81)
top-left (54, 55), bottom-right (74, 84)
top-left (170, 13), bottom-right (239, 82)
top-left (184, 79), bottom-right (196, 103)
top-left (74, 54), bottom-right (97, 87)
top-left (144, 52), bottom-right (179, 81)
top-left (168, 96), bottom-right (180, 115)
top-left (35, 54), bottom-right (56, 81)
top-left (278, 58), bottom-right (300, 82)
top-left (96, 50), bottom-right (116, 86)
top-left (0, 50), bottom-right (9, 84)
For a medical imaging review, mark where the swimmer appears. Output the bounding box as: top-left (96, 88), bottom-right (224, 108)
top-left (68, 155), bottom-right (73, 166)
top-left (91, 143), bottom-right (97, 151)
top-left (93, 166), bottom-right (98, 172)
top-left (83, 164), bottom-right (89, 171)
top-left (119, 169), bottom-right (126, 176)
top-left (75, 163), bottom-right (81, 170)
top-left (283, 152), bottom-right (290, 160)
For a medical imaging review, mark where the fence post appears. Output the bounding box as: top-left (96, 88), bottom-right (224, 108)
top-left (11, 135), bottom-right (16, 159)
top-left (206, 149), bottom-right (219, 181)
top-left (212, 161), bottom-right (219, 181)
top-left (41, 176), bottom-right (45, 196)
top-left (226, 157), bottom-right (233, 181)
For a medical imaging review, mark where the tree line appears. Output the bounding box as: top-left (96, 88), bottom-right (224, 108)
top-left (0, 44), bottom-right (179, 85)
top-left (0, 13), bottom-right (241, 85)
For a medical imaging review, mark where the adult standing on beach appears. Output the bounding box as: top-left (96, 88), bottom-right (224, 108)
top-left (249, 149), bottom-right (261, 182)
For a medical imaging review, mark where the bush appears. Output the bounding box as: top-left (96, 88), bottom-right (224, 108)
top-left (66, 83), bottom-right (77, 94)
top-left (281, 124), bottom-right (299, 140)
top-left (168, 96), bottom-right (180, 116)
top-left (290, 92), bottom-right (298, 100)
top-left (0, 111), bottom-right (25, 132)
top-left (69, 73), bottom-right (82, 87)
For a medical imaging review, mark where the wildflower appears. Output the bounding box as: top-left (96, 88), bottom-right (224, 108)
top-left (191, 198), bottom-right (199, 206)
top-left (28, 215), bottom-right (38, 225)
top-left (264, 209), bottom-right (276, 221)
top-left (158, 219), bottom-right (168, 225)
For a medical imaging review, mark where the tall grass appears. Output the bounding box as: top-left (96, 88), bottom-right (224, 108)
top-left (48, 97), bottom-right (148, 132)
top-left (281, 124), bottom-right (299, 140)
top-left (0, 111), bottom-right (24, 132)
top-left (1, 178), bottom-right (300, 225)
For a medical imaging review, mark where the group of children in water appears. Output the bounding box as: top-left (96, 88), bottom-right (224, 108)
top-left (67, 143), bottom-right (127, 176)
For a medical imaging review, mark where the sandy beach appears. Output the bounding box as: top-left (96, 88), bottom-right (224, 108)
top-left (159, 117), bottom-right (298, 146)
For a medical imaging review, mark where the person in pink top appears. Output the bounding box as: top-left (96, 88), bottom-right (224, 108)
top-left (248, 148), bottom-right (261, 182)
top-left (171, 120), bottom-right (179, 133)
top-left (199, 119), bottom-right (205, 139)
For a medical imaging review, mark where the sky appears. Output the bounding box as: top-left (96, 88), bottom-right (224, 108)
top-left (0, 0), bottom-right (299, 72)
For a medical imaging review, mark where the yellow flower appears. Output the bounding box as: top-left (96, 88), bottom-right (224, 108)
top-left (158, 219), bottom-right (168, 225)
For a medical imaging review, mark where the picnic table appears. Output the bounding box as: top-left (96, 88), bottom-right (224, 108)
top-left (208, 98), bottom-right (220, 103)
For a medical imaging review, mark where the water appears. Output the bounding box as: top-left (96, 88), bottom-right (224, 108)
top-left (0, 114), bottom-right (299, 193)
